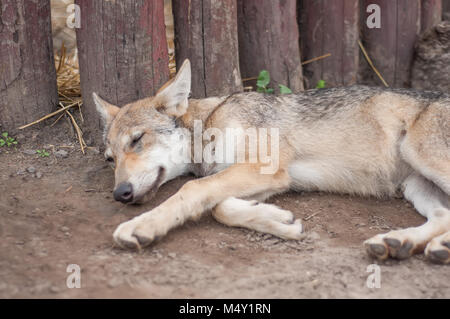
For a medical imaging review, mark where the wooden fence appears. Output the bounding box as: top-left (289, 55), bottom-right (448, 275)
top-left (0, 0), bottom-right (449, 143)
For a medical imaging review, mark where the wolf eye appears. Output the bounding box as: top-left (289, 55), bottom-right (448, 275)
top-left (131, 133), bottom-right (144, 147)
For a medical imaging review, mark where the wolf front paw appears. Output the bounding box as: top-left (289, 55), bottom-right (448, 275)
top-left (425, 231), bottom-right (450, 264)
top-left (113, 213), bottom-right (164, 250)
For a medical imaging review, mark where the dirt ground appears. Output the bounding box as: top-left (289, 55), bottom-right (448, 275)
top-left (0, 124), bottom-right (448, 299)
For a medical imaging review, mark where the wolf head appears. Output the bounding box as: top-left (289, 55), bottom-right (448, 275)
top-left (93, 60), bottom-right (192, 204)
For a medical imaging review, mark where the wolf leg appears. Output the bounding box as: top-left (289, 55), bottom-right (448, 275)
top-left (212, 197), bottom-right (303, 240)
top-left (113, 164), bottom-right (292, 249)
top-left (400, 101), bottom-right (450, 195)
top-left (365, 173), bottom-right (450, 261)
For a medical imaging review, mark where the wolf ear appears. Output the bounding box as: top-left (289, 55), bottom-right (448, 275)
top-left (155, 59), bottom-right (191, 117)
top-left (92, 93), bottom-right (120, 126)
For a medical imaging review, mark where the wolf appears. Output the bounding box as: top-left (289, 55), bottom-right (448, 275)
top-left (93, 60), bottom-right (450, 264)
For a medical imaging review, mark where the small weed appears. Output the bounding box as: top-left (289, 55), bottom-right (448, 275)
top-left (256, 70), bottom-right (292, 94)
top-left (256, 70), bottom-right (274, 94)
top-left (278, 84), bottom-right (292, 94)
top-left (0, 132), bottom-right (18, 147)
top-left (316, 80), bottom-right (326, 89)
top-left (36, 149), bottom-right (50, 158)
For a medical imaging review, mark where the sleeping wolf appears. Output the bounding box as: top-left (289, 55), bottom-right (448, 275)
top-left (93, 60), bottom-right (450, 264)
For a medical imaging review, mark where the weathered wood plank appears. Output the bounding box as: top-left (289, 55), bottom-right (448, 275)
top-left (359, 0), bottom-right (421, 87)
top-left (172, 0), bottom-right (243, 98)
top-left (0, 0), bottom-right (58, 132)
top-left (237, 0), bottom-right (304, 93)
top-left (421, 0), bottom-right (442, 32)
top-left (443, 0), bottom-right (450, 20)
top-left (75, 0), bottom-right (169, 144)
top-left (299, 0), bottom-right (359, 89)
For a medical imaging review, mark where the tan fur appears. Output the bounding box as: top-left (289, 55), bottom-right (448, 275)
top-left (94, 60), bottom-right (450, 264)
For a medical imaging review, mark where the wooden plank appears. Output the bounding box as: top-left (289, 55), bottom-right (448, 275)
top-left (172, 0), bottom-right (243, 98)
top-left (396, 0), bottom-right (421, 87)
top-left (443, 0), bottom-right (450, 20)
top-left (359, 0), bottom-right (420, 87)
top-left (75, 0), bottom-right (169, 144)
top-left (421, 0), bottom-right (442, 32)
top-left (237, 0), bottom-right (304, 93)
top-left (0, 0), bottom-right (58, 132)
top-left (299, 0), bottom-right (359, 89)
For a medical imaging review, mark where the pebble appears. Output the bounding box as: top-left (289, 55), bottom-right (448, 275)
top-left (168, 252), bottom-right (177, 259)
top-left (309, 231), bottom-right (320, 240)
top-left (107, 277), bottom-right (123, 288)
top-left (26, 166), bottom-right (36, 174)
top-left (60, 226), bottom-right (70, 232)
top-left (55, 150), bottom-right (69, 158)
top-left (152, 250), bottom-right (163, 259)
top-left (49, 286), bottom-right (61, 293)
top-left (89, 147), bottom-right (100, 155)
top-left (16, 169), bottom-right (26, 175)
top-left (22, 149), bottom-right (36, 155)
top-left (35, 172), bottom-right (43, 179)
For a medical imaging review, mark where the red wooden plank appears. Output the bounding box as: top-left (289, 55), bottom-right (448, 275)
top-left (172, 0), bottom-right (243, 98)
top-left (172, 0), bottom-right (205, 98)
top-left (299, 0), bottom-right (359, 89)
top-left (0, 0), bottom-right (58, 131)
top-left (238, 0), bottom-right (304, 93)
top-left (75, 0), bottom-right (169, 144)
top-left (396, 0), bottom-right (421, 87)
top-left (359, 0), bottom-right (420, 87)
top-left (443, 0), bottom-right (450, 20)
top-left (421, 0), bottom-right (442, 32)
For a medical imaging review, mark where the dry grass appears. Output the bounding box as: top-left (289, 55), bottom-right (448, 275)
top-left (54, 44), bottom-right (86, 153)
top-left (358, 40), bottom-right (389, 87)
top-left (19, 43), bottom-right (86, 153)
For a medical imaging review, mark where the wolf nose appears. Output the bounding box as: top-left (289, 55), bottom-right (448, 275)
top-left (113, 182), bottom-right (133, 203)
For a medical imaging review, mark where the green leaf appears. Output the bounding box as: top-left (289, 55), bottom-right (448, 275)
top-left (0, 139), bottom-right (5, 147)
top-left (266, 88), bottom-right (274, 94)
top-left (256, 87), bottom-right (265, 93)
top-left (2, 132), bottom-right (8, 138)
top-left (256, 70), bottom-right (270, 89)
top-left (316, 80), bottom-right (326, 89)
top-left (279, 84), bottom-right (292, 94)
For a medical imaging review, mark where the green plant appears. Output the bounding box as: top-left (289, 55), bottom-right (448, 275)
top-left (256, 70), bottom-right (274, 94)
top-left (36, 149), bottom-right (50, 158)
top-left (278, 84), bottom-right (292, 94)
top-left (316, 80), bottom-right (326, 89)
top-left (0, 132), bottom-right (18, 147)
top-left (256, 70), bottom-right (292, 94)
